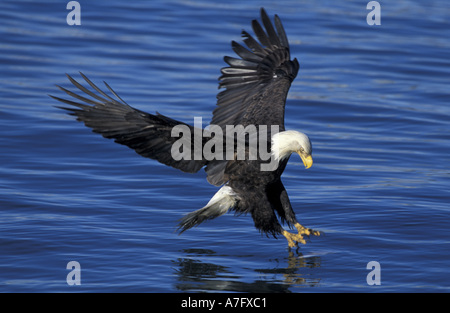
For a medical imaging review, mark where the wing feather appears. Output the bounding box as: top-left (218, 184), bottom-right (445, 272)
top-left (274, 14), bottom-right (289, 50)
top-left (260, 8), bottom-right (281, 47)
top-left (52, 73), bottom-right (207, 173)
top-left (211, 8), bottom-right (299, 130)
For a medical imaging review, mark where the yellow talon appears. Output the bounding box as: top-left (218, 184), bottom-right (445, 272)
top-left (282, 230), bottom-right (306, 248)
top-left (282, 223), bottom-right (321, 248)
top-left (294, 223), bottom-right (321, 237)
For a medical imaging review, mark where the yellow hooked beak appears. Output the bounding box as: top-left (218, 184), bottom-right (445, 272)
top-left (298, 153), bottom-right (313, 169)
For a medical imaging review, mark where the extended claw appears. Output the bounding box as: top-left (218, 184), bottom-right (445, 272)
top-left (282, 223), bottom-right (321, 248)
top-left (294, 223), bottom-right (321, 237)
top-left (282, 230), bottom-right (306, 248)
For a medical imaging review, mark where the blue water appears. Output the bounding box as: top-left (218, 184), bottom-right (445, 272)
top-left (1, 0), bottom-right (449, 292)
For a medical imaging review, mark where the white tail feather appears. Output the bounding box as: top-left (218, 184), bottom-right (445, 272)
top-left (178, 186), bottom-right (237, 233)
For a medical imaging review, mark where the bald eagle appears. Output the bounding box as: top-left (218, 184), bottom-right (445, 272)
top-left (52, 8), bottom-right (320, 248)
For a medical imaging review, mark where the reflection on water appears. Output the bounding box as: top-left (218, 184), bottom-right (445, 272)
top-left (173, 249), bottom-right (321, 292)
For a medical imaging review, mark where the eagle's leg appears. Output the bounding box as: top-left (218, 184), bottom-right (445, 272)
top-left (294, 223), bottom-right (321, 237)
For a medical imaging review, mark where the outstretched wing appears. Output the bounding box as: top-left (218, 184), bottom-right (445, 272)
top-left (51, 73), bottom-right (207, 173)
top-left (211, 8), bottom-right (299, 131)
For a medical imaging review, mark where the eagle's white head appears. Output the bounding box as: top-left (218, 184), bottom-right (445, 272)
top-left (271, 130), bottom-right (313, 169)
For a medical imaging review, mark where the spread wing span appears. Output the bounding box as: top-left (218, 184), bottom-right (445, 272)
top-left (51, 9), bottom-right (300, 186)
